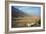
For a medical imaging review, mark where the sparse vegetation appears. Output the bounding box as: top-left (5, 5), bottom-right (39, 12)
top-left (12, 16), bottom-right (41, 28)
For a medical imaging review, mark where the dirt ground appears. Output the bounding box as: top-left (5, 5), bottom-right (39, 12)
top-left (12, 16), bottom-right (41, 28)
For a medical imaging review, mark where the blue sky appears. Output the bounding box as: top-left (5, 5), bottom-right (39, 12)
top-left (13, 6), bottom-right (41, 16)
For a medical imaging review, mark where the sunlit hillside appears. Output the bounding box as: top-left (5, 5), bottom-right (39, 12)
top-left (12, 16), bottom-right (41, 28)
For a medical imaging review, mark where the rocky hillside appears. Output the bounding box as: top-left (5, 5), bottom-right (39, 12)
top-left (12, 16), bottom-right (41, 28)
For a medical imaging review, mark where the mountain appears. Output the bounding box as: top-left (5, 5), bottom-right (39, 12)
top-left (12, 6), bottom-right (28, 17)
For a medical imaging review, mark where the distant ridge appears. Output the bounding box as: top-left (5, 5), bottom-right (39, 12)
top-left (12, 6), bottom-right (28, 17)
